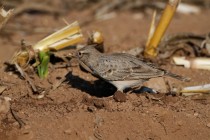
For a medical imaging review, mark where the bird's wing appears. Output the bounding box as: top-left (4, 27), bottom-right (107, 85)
top-left (93, 53), bottom-right (164, 81)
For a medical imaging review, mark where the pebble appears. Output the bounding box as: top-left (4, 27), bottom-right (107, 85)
top-left (206, 123), bottom-right (210, 128)
top-left (194, 112), bottom-right (199, 117)
top-left (87, 106), bottom-right (96, 112)
top-left (176, 121), bottom-right (183, 126)
top-left (18, 131), bottom-right (34, 140)
top-left (0, 97), bottom-right (11, 120)
top-left (133, 13), bottom-right (144, 20)
top-left (64, 129), bottom-right (72, 135)
top-left (113, 91), bottom-right (126, 102)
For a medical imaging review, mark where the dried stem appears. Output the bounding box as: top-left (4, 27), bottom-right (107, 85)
top-left (144, 0), bottom-right (180, 58)
top-left (15, 63), bottom-right (38, 92)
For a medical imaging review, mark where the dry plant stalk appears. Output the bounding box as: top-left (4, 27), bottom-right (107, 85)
top-left (0, 7), bottom-right (14, 30)
top-left (173, 57), bottom-right (210, 70)
top-left (181, 84), bottom-right (210, 96)
top-left (144, 0), bottom-right (180, 58)
top-left (12, 21), bottom-right (83, 67)
top-left (146, 11), bottom-right (157, 47)
top-left (33, 21), bottom-right (83, 52)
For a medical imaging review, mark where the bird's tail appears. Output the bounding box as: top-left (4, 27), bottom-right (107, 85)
top-left (164, 70), bottom-right (190, 82)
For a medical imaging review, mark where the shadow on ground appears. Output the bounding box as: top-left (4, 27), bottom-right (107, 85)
top-left (66, 72), bottom-right (116, 97)
top-left (66, 71), bottom-right (157, 97)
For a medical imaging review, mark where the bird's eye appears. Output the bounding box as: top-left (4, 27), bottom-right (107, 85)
top-left (78, 51), bottom-right (83, 57)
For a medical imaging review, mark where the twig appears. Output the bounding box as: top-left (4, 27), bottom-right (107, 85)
top-left (3, 24), bottom-right (55, 34)
top-left (146, 93), bottom-right (165, 101)
top-left (52, 76), bottom-right (67, 90)
top-left (14, 63), bottom-right (38, 93)
top-left (159, 121), bottom-right (167, 135)
top-left (95, 0), bottom-right (126, 19)
top-left (160, 33), bottom-right (205, 46)
top-left (13, 2), bottom-right (63, 17)
top-left (10, 108), bottom-right (25, 128)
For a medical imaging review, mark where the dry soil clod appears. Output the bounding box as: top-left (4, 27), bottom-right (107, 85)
top-left (113, 91), bottom-right (127, 102)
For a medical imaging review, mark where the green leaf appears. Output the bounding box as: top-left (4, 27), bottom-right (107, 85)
top-left (37, 51), bottom-right (50, 79)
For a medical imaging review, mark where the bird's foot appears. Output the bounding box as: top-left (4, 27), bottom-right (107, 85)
top-left (133, 86), bottom-right (158, 94)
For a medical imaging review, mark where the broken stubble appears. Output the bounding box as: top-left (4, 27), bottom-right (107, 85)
top-left (33, 21), bottom-right (83, 52)
top-left (12, 21), bottom-right (83, 68)
top-left (173, 57), bottom-right (210, 71)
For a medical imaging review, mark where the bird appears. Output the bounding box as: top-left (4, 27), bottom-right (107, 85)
top-left (76, 45), bottom-right (189, 93)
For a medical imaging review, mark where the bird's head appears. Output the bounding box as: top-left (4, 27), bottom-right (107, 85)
top-left (77, 45), bottom-right (100, 61)
top-left (76, 45), bottom-right (101, 73)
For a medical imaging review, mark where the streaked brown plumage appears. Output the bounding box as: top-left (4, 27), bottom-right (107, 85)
top-left (77, 45), bottom-right (188, 92)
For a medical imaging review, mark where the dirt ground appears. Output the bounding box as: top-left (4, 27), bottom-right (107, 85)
top-left (0, 3), bottom-right (210, 140)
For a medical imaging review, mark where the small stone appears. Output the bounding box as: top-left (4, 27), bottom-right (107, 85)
top-left (206, 123), bottom-right (210, 128)
top-left (12, 122), bottom-right (19, 127)
top-left (93, 99), bottom-right (106, 109)
top-left (0, 86), bottom-right (7, 94)
top-left (64, 129), bottom-right (72, 135)
top-left (37, 94), bottom-right (45, 99)
top-left (18, 131), bottom-right (34, 140)
top-left (176, 121), bottom-right (183, 126)
top-left (127, 93), bottom-right (137, 100)
top-left (87, 106), bottom-right (96, 112)
top-left (0, 96), bottom-right (11, 120)
top-left (194, 112), bottom-right (199, 117)
top-left (133, 13), bottom-right (143, 20)
top-left (23, 125), bottom-right (31, 130)
top-left (113, 91), bottom-right (126, 102)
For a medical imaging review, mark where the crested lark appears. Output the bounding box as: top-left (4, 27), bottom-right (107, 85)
top-left (77, 45), bottom-right (188, 93)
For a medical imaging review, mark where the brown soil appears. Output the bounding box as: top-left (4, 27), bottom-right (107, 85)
top-left (0, 7), bottom-right (210, 140)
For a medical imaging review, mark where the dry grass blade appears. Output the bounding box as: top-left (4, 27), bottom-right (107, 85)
top-left (0, 7), bottom-right (14, 30)
top-left (0, 85), bottom-right (7, 94)
top-left (146, 10), bottom-right (157, 47)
